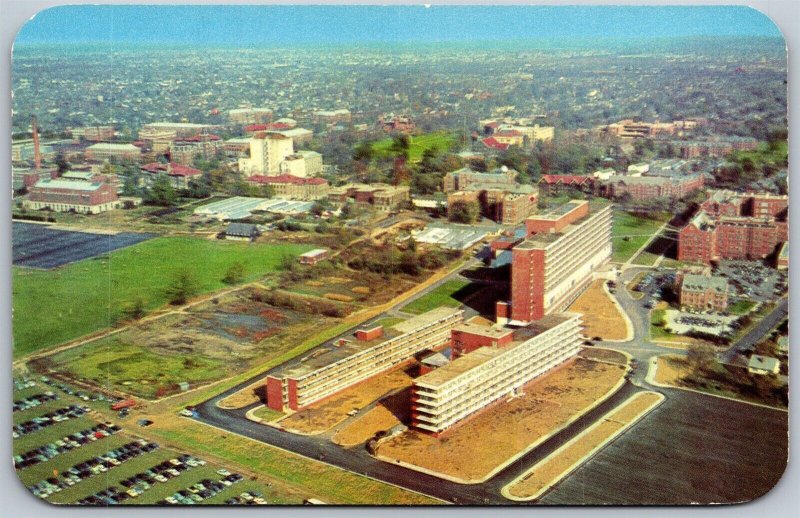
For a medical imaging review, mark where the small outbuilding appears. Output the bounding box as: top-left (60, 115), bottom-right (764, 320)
top-left (224, 222), bottom-right (260, 241)
top-left (748, 355), bottom-right (780, 375)
top-left (299, 248), bottom-right (329, 265)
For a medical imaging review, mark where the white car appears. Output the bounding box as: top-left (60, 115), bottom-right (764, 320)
top-left (179, 409), bottom-right (194, 417)
top-left (216, 469), bottom-right (231, 476)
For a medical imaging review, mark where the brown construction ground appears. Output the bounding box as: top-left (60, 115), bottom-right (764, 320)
top-left (568, 280), bottom-right (628, 341)
top-left (579, 347), bottom-right (628, 365)
top-left (655, 354), bottom-right (692, 385)
top-left (278, 367), bottom-right (414, 435)
top-left (506, 391), bottom-right (663, 500)
top-left (375, 356), bottom-right (628, 482)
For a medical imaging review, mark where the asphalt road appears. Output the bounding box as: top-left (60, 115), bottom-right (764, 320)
top-left (194, 367), bottom-right (640, 504)
top-left (720, 297), bottom-right (788, 364)
top-left (189, 263), bottom-right (785, 504)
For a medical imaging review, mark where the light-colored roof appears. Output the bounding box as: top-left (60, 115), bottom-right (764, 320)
top-left (748, 355), bottom-right (780, 371)
top-left (86, 143), bottom-right (140, 151)
top-left (415, 313), bottom-right (576, 389)
top-left (144, 122), bottom-right (212, 129)
top-left (393, 307), bottom-right (463, 334)
top-left (300, 248), bottom-right (328, 258)
top-left (421, 352), bottom-right (450, 368)
top-left (681, 274), bottom-right (728, 294)
top-left (33, 178), bottom-right (104, 191)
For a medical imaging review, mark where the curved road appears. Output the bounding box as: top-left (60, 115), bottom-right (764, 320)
top-left (190, 264), bottom-right (780, 504)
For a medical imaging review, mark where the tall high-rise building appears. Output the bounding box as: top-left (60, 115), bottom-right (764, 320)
top-left (508, 200), bottom-right (613, 324)
top-left (238, 132), bottom-right (294, 176)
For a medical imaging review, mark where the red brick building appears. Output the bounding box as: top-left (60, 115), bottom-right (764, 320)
top-left (678, 273), bottom-right (729, 311)
top-left (602, 173), bottom-right (704, 200)
top-left (508, 200), bottom-right (612, 324)
top-left (23, 177), bottom-right (120, 214)
top-left (140, 162), bottom-right (203, 190)
top-left (537, 175), bottom-right (596, 196)
top-left (678, 191), bottom-right (788, 264)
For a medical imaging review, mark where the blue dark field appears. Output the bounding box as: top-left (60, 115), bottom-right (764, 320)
top-left (12, 222), bottom-right (155, 269)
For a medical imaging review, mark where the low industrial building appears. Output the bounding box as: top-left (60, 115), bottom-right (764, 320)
top-left (84, 143), bottom-right (142, 162)
top-left (194, 196), bottom-right (314, 220)
top-left (265, 307), bottom-right (464, 411)
top-left (412, 225), bottom-right (489, 250)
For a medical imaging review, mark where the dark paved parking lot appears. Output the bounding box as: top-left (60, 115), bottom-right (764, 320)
top-left (539, 390), bottom-right (788, 505)
top-left (12, 222), bottom-right (155, 269)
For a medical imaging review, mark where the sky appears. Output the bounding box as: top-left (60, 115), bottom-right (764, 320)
top-left (14, 5), bottom-right (783, 46)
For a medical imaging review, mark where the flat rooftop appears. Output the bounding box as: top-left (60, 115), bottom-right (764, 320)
top-left (274, 307), bottom-right (462, 380)
top-left (415, 313), bottom-right (575, 389)
top-left (517, 202), bottom-right (611, 250)
top-left (452, 321), bottom-right (514, 340)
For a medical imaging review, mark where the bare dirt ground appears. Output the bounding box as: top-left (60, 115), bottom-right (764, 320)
top-left (332, 405), bottom-right (403, 448)
top-left (578, 347), bottom-right (629, 365)
top-left (506, 391), bottom-right (663, 500)
top-left (655, 355), bottom-right (692, 385)
top-left (375, 357), bottom-right (628, 482)
top-left (568, 280), bottom-right (628, 340)
top-left (218, 379), bottom-right (266, 409)
top-left (278, 367), bottom-right (415, 435)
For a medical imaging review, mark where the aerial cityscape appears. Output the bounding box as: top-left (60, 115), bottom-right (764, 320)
top-left (10, 5), bottom-right (788, 506)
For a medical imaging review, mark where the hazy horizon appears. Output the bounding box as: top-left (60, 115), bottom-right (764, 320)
top-left (15, 5), bottom-right (784, 47)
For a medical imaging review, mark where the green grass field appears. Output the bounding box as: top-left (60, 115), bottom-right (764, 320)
top-left (631, 251), bottom-right (660, 266)
top-left (649, 309), bottom-right (673, 341)
top-left (372, 131), bottom-right (457, 162)
top-left (731, 140), bottom-right (788, 169)
top-left (46, 339), bottom-right (228, 399)
top-left (727, 300), bottom-right (757, 315)
top-left (611, 212), bottom-right (668, 263)
top-left (13, 237), bottom-right (313, 357)
top-left (400, 279), bottom-right (472, 315)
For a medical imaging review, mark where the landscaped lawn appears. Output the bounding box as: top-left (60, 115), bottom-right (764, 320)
top-left (13, 237), bottom-right (313, 357)
top-left (252, 406), bottom-right (284, 423)
top-left (371, 131), bottom-right (457, 162)
top-left (400, 279), bottom-right (473, 315)
top-left (649, 309), bottom-right (672, 341)
top-left (611, 211), bottom-right (668, 263)
top-left (728, 300), bottom-right (756, 315)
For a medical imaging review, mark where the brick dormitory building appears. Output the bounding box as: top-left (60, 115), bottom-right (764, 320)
top-left (261, 200), bottom-right (613, 434)
top-left (503, 199), bottom-right (613, 324)
top-left (265, 307), bottom-right (464, 412)
top-left (678, 190), bottom-right (788, 264)
top-left (410, 314), bottom-right (583, 435)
